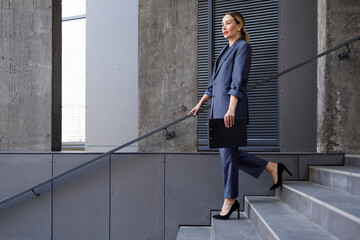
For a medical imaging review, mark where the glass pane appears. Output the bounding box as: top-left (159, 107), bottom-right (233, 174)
top-left (62, 19), bottom-right (86, 143)
top-left (62, 0), bottom-right (86, 18)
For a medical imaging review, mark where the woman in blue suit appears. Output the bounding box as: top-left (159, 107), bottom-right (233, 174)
top-left (189, 11), bottom-right (292, 220)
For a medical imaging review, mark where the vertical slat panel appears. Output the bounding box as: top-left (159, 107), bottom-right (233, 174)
top-left (198, 0), bottom-right (280, 151)
top-left (198, 0), bottom-right (211, 150)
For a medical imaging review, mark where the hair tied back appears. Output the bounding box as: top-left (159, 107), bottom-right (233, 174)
top-left (225, 11), bottom-right (250, 43)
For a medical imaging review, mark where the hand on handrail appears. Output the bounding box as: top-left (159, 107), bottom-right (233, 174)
top-left (188, 103), bottom-right (202, 116)
top-left (188, 94), bottom-right (211, 116)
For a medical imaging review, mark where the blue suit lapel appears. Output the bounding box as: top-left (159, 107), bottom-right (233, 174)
top-left (213, 38), bottom-right (243, 79)
top-left (213, 45), bottom-right (228, 74)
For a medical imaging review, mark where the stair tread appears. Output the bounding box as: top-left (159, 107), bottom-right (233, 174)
top-left (283, 181), bottom-right (360, 220)
top-left (310, 165), bottom-right (360, 175)
top-left (176, 226), bottom-right (211, 240)
top-left (246, 196), bottom-right (337, 239)
top-left (211, 211), bottom-right (261, 240)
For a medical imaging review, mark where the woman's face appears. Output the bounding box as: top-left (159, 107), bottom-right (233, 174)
top-left (222, 14), bottom-right (242, 40)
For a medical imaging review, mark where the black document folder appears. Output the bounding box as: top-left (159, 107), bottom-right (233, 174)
top-left (209, 118), bottom-right (247, 148)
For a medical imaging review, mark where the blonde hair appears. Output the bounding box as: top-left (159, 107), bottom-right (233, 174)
top-left (225, 11), bottom-right (250, 43)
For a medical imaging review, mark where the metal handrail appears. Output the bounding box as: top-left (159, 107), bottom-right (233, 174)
top-left (0, 36), bottom-right (359, 207)
top-left (247, 36), bottom-right (360, 91)
top-left (0, 107), bottom-right (209, 206)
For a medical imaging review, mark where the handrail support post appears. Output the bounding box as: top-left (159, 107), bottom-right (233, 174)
top-left (338, 44), bottom-right (351, 60)
top-left (31, 189), bottom-right (40, 197)
top-left (164, 128), bottom-right (176, 139)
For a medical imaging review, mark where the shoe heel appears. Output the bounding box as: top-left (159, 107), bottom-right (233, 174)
top-left (284, 166), bottom-right (293, 176)
top-left (213, 199), bottom-right (239, 220)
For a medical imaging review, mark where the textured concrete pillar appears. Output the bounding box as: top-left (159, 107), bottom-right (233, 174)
top-left (138, 0), bottom-right (198, 152)
top-left (0, 0), bottom-right (61, 151)
top-left (317, 0), bottom-right (360, 153)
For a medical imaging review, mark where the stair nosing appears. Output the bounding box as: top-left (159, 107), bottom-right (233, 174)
top-left (245, 196), bottom-right (338, 240)
top-left (283, 182), bottom-right (360, 224)
top-left (345, 154), bottom-right (360, 158)
top-left (245, 196), bottom-right (281, 240)
top-left (310, 166), bottom-right (360, 177)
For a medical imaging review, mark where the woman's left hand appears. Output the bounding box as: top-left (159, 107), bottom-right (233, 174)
top-left (224, 109), bottom-right (235, 128)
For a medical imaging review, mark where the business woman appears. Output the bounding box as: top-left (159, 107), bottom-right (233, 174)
top-left (188, 11), bottom-right (292, 220)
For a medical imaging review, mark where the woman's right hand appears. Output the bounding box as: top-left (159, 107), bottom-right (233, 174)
top-left (188, 103), bottom-right (202, 117)
top-left (188, 94), bottom-right (210, 117)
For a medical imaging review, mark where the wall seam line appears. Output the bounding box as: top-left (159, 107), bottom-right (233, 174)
top-left (51, 153), bottom-right (54, 240)
top-left (109, 154), bottom-right (112, 240)
top-left (163, 153), bottom-right (166, 240)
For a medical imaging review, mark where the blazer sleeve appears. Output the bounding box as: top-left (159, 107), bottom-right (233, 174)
top-left (227, 43), bottom-right (251, 99)
top-left (204, 75), bottom-right (214, 97)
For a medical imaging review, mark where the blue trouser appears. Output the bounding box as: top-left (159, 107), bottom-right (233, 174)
top-left (219, 148), bottom-right (268, 199)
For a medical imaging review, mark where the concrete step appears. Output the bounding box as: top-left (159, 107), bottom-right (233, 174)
top-left (176, 226), bottom-right (211, 240)
top-left (277, 181), bottom-right (360, 240)
top-left (210, 211), bottom-right (261, 240)
top-left (345, 155), bottom-right (360, 168)
top-left (309, 165), bottom-right (360, 195)
top-left (245, 196), bottom-right (337, 240)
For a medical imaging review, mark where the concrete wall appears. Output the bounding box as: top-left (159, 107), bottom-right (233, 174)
top-left (279, 0), bottom-right (318, 152)
top-left (86, 0), bottom-right (138, 152)
top-left (0, 0), bottom-right (62, 151)
top-left (317, 0), bottom-right (360, 153)
top-left (0, 152), bottom-right (344, 240)
top-left (138, 0), bottom-right (198, 152)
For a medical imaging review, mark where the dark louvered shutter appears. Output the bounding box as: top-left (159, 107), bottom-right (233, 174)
top-left (197, 0), bottom-right (211, 150)
top-left (198, 0), bottom-right (280, 151)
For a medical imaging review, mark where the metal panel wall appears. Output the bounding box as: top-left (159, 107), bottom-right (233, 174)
top-left (164, 154), bottom-right (223, 240)
top-left (198, 0), bottom-right (280, 150)
top-left (52, 154), bottom-right (110, 240)
top-left (0, 154), bottom-right (52, 239)
top-left (0, 152), bottom-right (344, 240)
top-left (110, 154), bottom-right (165, 240)
top-left (279, 0), bottom-right (317, 152)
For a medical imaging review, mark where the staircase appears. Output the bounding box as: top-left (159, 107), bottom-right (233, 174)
top-left (176, 155), bottom-right (360, 240)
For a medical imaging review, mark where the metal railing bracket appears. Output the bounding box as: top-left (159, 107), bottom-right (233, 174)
top-left (338, 44), bottom-right (351, 60)
top-left (31, 189), bottom-right (40, 197)
top-left (164, 128), bottom-right (176, 139)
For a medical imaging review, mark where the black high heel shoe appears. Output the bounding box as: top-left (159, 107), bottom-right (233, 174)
top-left (212, 199), bottom-right (240, 220)
top-left (269, 163), bottom-right (293, 190)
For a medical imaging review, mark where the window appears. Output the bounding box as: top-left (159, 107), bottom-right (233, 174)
top-left (62, 0), bottom-right (86, 149)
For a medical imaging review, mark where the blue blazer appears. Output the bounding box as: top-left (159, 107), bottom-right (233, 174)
top-left (205, 38), bottom-right (252, 119)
